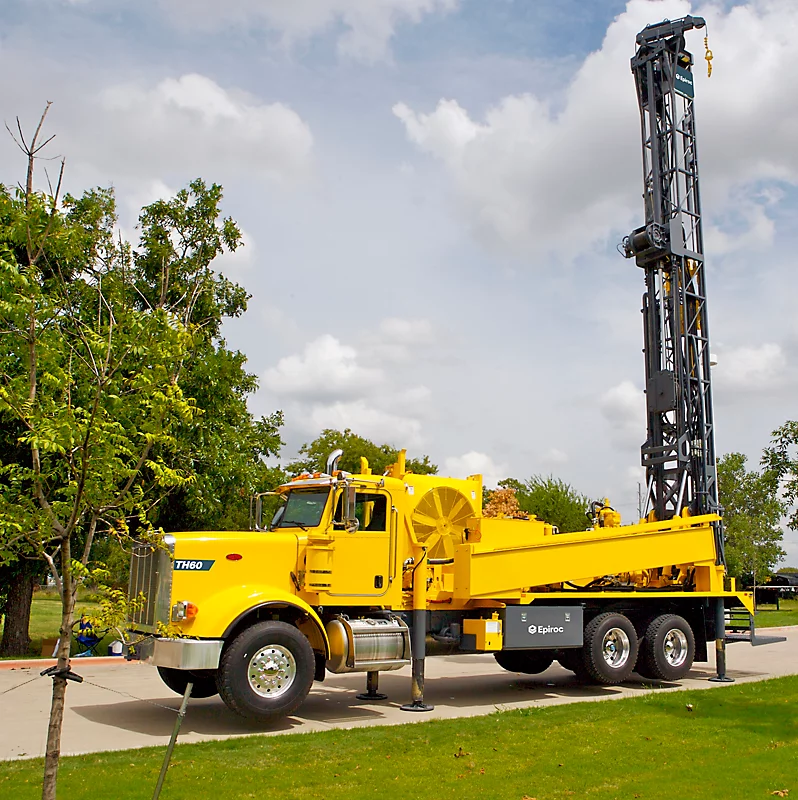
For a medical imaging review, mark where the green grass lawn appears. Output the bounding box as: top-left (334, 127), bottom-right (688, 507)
top-left (754, 597), bottom-right (798, 628)
top-left (0, 590), bottom-right (107, 659)
top-left (1, 676), bottom-right (797, 800)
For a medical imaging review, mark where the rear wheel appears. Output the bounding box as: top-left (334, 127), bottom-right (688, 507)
top-left (582, 613), bottom-right (638, 685)
top-left (494, 650), bottom-right (555, 675)
top-left (157, 667), bottom-right (219, 698)
top-left (637, 614), bottom-right (695, 681)
top-left (217, 621), bottom-right (315, 721)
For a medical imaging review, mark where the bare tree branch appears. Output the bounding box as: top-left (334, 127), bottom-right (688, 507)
top-left (42, 549), bottom-right (63, 598)
top-left (24, 102), bottom-right (53, 200)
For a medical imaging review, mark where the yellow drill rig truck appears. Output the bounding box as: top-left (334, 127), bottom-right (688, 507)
top-left (129, 447), bottom-right (757, 721)
top-left (128, 16), bottom-right (782, 722)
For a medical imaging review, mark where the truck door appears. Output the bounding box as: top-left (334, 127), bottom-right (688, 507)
top-left (329, 490), bottom-right (392, 597)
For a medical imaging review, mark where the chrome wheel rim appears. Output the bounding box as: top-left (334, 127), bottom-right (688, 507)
top-left (602, 627), bottom-right (631, 669)
top-left (663, 629), bottom-right (689, 667)
top-left (248, 644), bottom-right (296, 698)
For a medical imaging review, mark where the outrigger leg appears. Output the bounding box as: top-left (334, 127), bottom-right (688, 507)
top-left (401, 607), bottom-right (434, 712)
top-left (709, 598), bottom-right (734, 683)
top-left (357, 670), bottom-right (388, 701)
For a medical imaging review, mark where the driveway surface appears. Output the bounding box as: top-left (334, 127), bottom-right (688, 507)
top-left (1, 627), bottom-right (795, 761)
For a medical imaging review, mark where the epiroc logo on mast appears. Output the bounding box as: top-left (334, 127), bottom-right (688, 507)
top-left (674, 66), bottom-right (694, 98)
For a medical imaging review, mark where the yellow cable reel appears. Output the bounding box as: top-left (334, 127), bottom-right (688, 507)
top-left (411, 487), bottom-right (473, 560)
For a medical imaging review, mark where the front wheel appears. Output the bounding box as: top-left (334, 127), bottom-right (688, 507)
top-left (637, 614), bottom-right (695, 681)
top-left (157, 667), bottom-right (219, 698)
top-left (494, 649), bottom-right (555, 675)
top-left (582, 613), bottom-right (638, 685)
top-left (217, 621), bottom-right (315, 721)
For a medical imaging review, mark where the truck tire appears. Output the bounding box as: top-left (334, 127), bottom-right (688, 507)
top-left (636, 614), bottom-right (695, 681)
top-left (216, 621), bottom-right (315, 721)
top-left (582, 612), bottom-right (638, 685)
top-left (157, 666), bottom-right (219, 698)
top-left (494, 650), bottom-right (555, 675)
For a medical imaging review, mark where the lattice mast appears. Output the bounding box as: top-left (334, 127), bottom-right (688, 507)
top-left (622, 16), bottom-right (724, 563)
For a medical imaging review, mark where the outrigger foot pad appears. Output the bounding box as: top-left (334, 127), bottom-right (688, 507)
top-left (400, 701), bottom-right (434, 712)
top-left (357, 691), bottom-right (388, 701)
top-left (708, 675), bottom-right (734, 683)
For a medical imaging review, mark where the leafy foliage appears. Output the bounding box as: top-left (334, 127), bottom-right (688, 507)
top-left (128, 181), bottom-right (285, 537)
top-left (0, 182), bottom-right (196, 569)
top-left (493, 476), bottom-right (595, 533)
top-left (291, 428), bottom-right (437, 476)
top-left (0, 158), bottom-right (200, 797)
top-left (0, 111), bottom-right (285, 799)
top-left (717, 452), bottom-right (785, 581)
top-left (762, 420), bottom-right (798, 531)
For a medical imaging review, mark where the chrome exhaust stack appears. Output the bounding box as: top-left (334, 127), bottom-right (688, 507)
top-left (326, 448), bottom-right (344, 474)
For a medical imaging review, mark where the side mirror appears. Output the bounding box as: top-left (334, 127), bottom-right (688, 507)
top-left (346, 517), bottom-right (360, 534)
top-left (250, 491), bottom-right (284, 530)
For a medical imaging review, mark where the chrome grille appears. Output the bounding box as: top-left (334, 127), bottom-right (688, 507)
top-left (128, 534), bottom-right (174, 632)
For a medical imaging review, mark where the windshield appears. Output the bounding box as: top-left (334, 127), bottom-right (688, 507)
top-left (271, 489), bottom-right (330, 530)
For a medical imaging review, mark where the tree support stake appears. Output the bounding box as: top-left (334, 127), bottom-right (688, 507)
top-left (152, 681), bottom-right (193, 800)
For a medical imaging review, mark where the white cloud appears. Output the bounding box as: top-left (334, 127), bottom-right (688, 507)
top-left (396, 385), bottom-right (432, 405)
top-left (123, 179), bottom-right (177, 217)
top-left (263, 334), bottom-right (382, 400)
top-left (379, 317), bottom-right (434, 343)
top-left (92, 73), bottom-right (313, 183)
top-left (160, 0), bottom-right (458, 61)
top-left (704, 194), bottom-right (777, 256)
top-left (262, 319), bottom-right (440, 450)
top-left (715, 343), bottom-right (786, 389)
top-left (393, 0), bottom-right (798, 260)
top-left (542, 448), bottom-right (569, 466)
top-left (444, 451), bottom-right (508, 489)
top-left (599, 380), bottom-right (645, 449)
top-left (307, 400), bottom-right (423, 447)
top-left (365, 317), bottom-right (437, 363)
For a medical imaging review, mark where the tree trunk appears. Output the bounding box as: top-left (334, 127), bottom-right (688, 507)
top-left (41, 539), bottom-right (74, 800)
top-left (0, 562), bottom-right (36, 657)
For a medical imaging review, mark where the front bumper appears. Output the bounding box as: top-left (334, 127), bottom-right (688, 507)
top-left (137, 637), bottom-right (223, 670)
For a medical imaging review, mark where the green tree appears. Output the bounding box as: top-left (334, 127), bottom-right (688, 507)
top-left (291, 428), bottom-right (437, 476)
top-left (763, 420), bottom-right (798, 530)
top-left (126, 181), bottom-right (285, 540)
top-left (0, 108), bottom-right (273, 799)
top-left (717, 452), bottom-right (785, 582)
top-left (494, 476), bottom-right (595, 533)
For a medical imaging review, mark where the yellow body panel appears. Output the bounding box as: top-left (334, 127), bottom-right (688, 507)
top-left (168, 530), bottom-right (327, 651)
top-left (454, 514), bottom-right (720, 600)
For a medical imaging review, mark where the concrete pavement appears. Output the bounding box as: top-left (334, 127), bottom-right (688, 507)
top-left (1, 626), bottom-right (796, 761)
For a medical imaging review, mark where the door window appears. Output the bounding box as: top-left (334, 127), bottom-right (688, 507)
top-left (333, 491), bottom-right (388, 532)
top-left (356, 493), bottom-right (388, 532)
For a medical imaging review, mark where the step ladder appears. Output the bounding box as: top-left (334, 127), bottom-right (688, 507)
top-left (724, 606), bottom-right (787, 646)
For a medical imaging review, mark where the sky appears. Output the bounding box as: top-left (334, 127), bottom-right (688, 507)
top-left (2, 0), bottom-right (797, 562)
